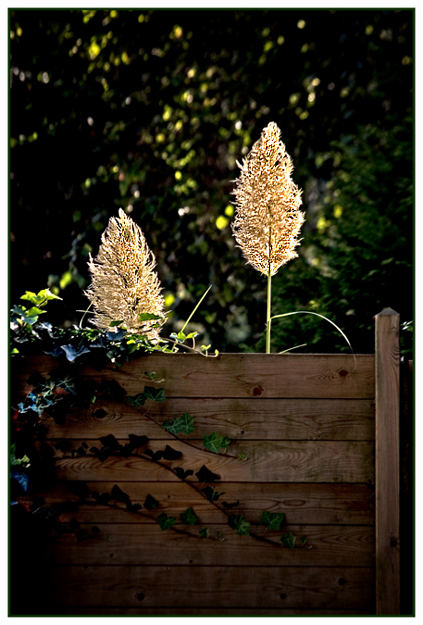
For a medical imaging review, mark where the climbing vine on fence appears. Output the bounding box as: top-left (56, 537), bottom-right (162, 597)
top-left (10, 289), bottom-right (309, 553)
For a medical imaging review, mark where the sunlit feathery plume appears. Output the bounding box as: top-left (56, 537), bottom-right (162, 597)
top-left (231, 122), bottom-right (305, 352)
top-left (85, 208), bottom-right (165, 340)
top-left (232, 121), bottom-right (304, 276)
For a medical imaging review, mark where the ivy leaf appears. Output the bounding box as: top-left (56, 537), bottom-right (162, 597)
top-left (199, 527), bottom-right (210, 538)
top-left (20, 288), bottom-right (61, 305)
top-left (203, 432), bottom-right (231, 454)
top-left (157, 512), bottom-right (176, 530)
top-left (60, 344), bottom-right (91, 362)
top-left (11, 469), bottom-right (29, 493)
top-left (228, 514), bottom-right (251, 536)
top-left (144, 494), bottom-right (159, 510)
top-left (109, 320), bottom-right (124, 327)
top-left (143, 387), bottom-right (166, 402)
top-left (202, 486), bottom-right (223, 502)
top-left (261, 511), bottom-right (285, 530)
top-left (127, 393), bottom-right (146, 407)
top-left (163, 413), bottom-right (194, 435)
top-left (222, 500), bottom-right (240, 510)
top-left (144, 449), bottom-right (163, 462)
top-left (70, 481), bottom-right (90, 501)
top-left (180, 506), bottom-right (199, 525)
top-left (111, 484), bottom-right (130, 505)
top-left (162, 445), bottom-right (182, 461)
top-left (92, 491), bottom-right (111, 505)
top-left (99, 434), bottom-right (121, 450)
top-left (281, 532), bottom-right (296, 549)
top-left (128, 434), bottom-right (149, 448)
top-left (138, 312), bottom-right (162, 322)
top-left (195, 465), bottom-right (221, 483)
top-left (174, 467), bottom-right (194, 480)
top-left (127, 502), bottom-right (142, 513)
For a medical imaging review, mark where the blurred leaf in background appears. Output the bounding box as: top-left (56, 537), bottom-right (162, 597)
top-left (9, 8), bottom-right (413, 353)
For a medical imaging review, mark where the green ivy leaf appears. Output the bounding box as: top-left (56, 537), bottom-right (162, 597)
top-left (199, 527), bottom-right (210, 539)
top-left (157, 512), bottom-right (176, 530)
top-left (109, 320), bottom-right (124, 327)
top-left (138, 312), bottom-right (162, 322)
top-left (163, 413), bottom-right (194, 435)
top-left (127, 393), bottom-right (146, 407)
top-left (281, 532), bottom-right (297, 549)
top-left (203, 432), bottom-right (231, 454)
top-left (143, 387), bottom-right (166, 402)
top-left (261, 511), bottom-right (285, 530)
top-left (228, 514), bottom-right (251, 535)
top-left (20, 288), bottom-right (62, 306)
top-left (180, 506), bottom-right (199, 525)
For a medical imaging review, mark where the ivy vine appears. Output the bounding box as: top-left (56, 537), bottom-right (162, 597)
top-left (10, 289), bottom-right (309, 552)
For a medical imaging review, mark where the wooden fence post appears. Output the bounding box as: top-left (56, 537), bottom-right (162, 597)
top-left (375, 308), bottom-right (400, 615)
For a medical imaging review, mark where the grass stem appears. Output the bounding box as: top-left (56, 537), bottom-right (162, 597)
top-left (266, 273), bottom-right (272, 353)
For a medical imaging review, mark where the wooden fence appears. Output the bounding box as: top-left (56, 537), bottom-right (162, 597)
top-left (11, 309), bottom-right (402, 616)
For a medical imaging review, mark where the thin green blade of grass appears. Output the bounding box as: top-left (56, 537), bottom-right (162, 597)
top-left (180, 284), bottom-right (212, 334)
top-left (270, 310), bottom-right (355, 365)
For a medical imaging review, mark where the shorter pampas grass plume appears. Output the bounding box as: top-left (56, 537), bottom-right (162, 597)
top-left (232, 122), bottom-right (304, 352)
top-left (85, 209), bottom-right (165, 340)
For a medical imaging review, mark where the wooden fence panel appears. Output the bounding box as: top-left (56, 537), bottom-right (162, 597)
top-left (11, 321), bottom-right (402, 615)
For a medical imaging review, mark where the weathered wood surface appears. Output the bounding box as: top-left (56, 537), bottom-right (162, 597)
top-left (42, 481), bottom-right (375, 525)
top-left (45, 565), bottom-right (375, 610)
top-left (15, 353), bottom-right (375, 398)
top-left (67, 607), bottom-right (367, 615)
top-left (43, 397), bottom-right (375, 440)
top-left (52, 439), bottom-right (374, 483)
top-left (375, 309), bottom-right (400, 615)
top-left (12, 351), bottom-right (382, 615)
top-left (44, 523), bottom-right (374, 567)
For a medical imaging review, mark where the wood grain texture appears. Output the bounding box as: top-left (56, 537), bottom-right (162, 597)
top-left (52, 439), bottom-right (374, 483)
top-left (42, 397), bottom-right (375, 440)
top-left (63, 607), bottom-right (368, 615)
top-left (45, 565), bottom-right (375, 610)
top-left (42, 481), bottom-right (375, 525)
top-left (12, 350), bottom-right (382, 615)
top-left (15, 353), bottom-right (375, 398)
top-left (375, 309), bottom-right (400, 615)
top-left (44, 523), bottom-right (374, 567)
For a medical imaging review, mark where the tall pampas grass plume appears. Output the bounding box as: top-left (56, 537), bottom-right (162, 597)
top-left (85, 208), bottom-right (165, 340)
top-left (231, 122), bottom-right (305, 352)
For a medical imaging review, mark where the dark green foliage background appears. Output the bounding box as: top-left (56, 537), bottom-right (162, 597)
top-left (10, 8), bottom-right (413, 353)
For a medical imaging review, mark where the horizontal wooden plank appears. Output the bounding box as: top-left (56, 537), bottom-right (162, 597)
top-left (44, 523), bottom-right (374, 567)
top-left (63, 607), bottom-right (369, 615)
top-left (40, 482), bottom-right (374, 525)
top-left (42, 398), bottom-right (375, 441)
top-left (14, 353), bottom-right (375, 398)
top-left (52, 440), bottom-right (374, 483)
top-left (44, 565), bottom-right (375, 610)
